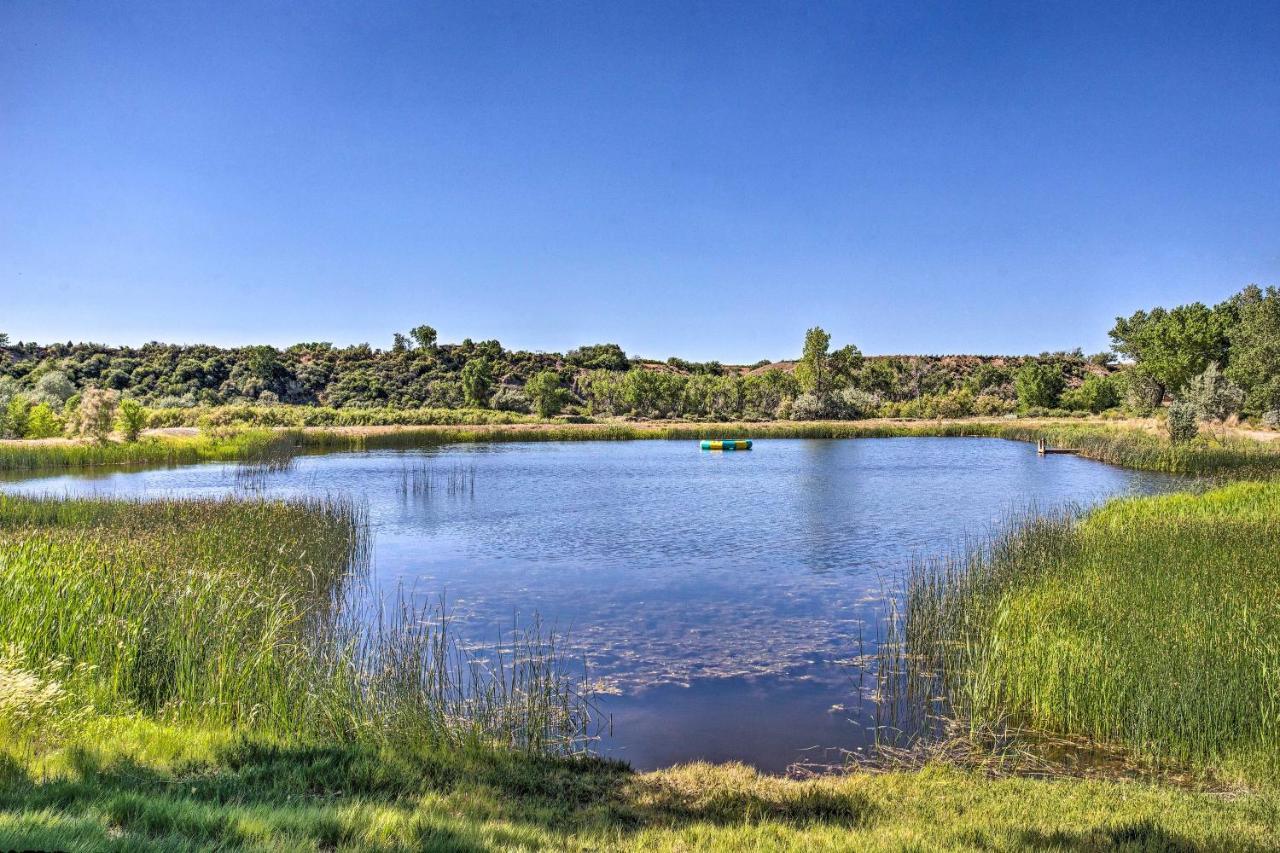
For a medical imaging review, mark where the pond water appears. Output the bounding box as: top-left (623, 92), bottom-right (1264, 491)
top-left (2, 437), bottom-right (1181, 772)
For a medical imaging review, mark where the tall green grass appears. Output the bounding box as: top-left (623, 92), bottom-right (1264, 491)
top-left (0, 429), bottom-right (288, 473)
top-left (0, 495), bottom-right (593, 755)
top-left (886, 479), bottom-right (1280, 784)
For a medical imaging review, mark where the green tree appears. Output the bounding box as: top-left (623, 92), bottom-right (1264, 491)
top-left (1061, 374), bottom-right (1119, 413)
top-left (828, 344), bottom-right (864, 388)
top-left (1223, 285), bottom-right (1280, 416)
top-left (117, 397), bottom-right (148, 441)
top-left (1109, 303), bottom-right (1231, 398)
top-left (525, 371), bottom-right (570, 418)
top-left (31, 370), bottom-right (75, 409)
top-left (24, 402), bottom-right (64, 438)
top-left (1014, 362), bottom-right (1066, 410)
top-left (794, 327), bottom-right (831, 398)
top-left (460, 357), bottom-right (494, 408)
top-left (409, 325), bottom-right (438, 351)
top-left (5, 394), bottom-right (31, 439)
top-left (565, 343), bottom-right (629, 371)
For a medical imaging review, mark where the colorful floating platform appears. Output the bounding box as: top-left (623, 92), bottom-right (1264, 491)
top-left (700, 439), bottom-right (753, 451)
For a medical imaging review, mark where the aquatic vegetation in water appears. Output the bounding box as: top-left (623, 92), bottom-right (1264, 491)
top-left (878, 480), bottom-right (1280, 785)
top-left (0, 494), bottom-right (595, 756)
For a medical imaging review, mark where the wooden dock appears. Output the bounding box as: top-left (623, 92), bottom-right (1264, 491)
top-left (1037, 438), bottom-right (1080, 456)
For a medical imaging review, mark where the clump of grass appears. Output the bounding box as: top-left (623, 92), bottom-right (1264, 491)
top-left (398, 462), bottom-right (476, 497)
top-left (884, 479), bottom-right (1280, 785)
top-left (0, 494), bottom-right (593, 756)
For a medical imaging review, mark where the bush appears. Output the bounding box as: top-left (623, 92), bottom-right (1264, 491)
top-left (4, 395), bottom-right (32, 440)
top-left (23, 403), bottom-right (64, 439)
top-left (928, 388), bottom-right (975, 419)
top-left (524, 371), bottom-right (570, 418)
top-left (78, 388), bottom-right (120, 442)
top-left (1179, 363), bottom-right (1244, 422)
top-left (1014, 363), bottom-right (1065, 410)
top-left (830, 388), bottom-right (879, 420)
top-left (1061, 374), bottom-right (1120, 413)
top-left (490, 386), bottom-right (532, 414)
top-left (117, 398), bottom-right (148, 442)
top-left (975, 394), bottom-right (1015, 416)
top-left (789, 393), bottom-right (825, 421)
top-left (1262, 410), bottom-right (1280, 430)
top-left (1167, 401), bottom-right (1199, 444)
top-left (1119, 370), bottom-right (1163, 416)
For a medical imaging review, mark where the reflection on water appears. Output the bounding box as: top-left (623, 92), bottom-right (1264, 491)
top-left (2, 437), bottom-right (1181, 772)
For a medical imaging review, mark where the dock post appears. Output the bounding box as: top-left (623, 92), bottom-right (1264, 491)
top-left (1037, 437), bottom-right (1046, 455)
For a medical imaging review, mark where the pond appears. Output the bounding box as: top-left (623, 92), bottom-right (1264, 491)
top-left (2, 437), bottom-right (1182, 772)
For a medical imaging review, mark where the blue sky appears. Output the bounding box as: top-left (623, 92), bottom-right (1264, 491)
top-left (2, 1), bottom-right (1278, 362)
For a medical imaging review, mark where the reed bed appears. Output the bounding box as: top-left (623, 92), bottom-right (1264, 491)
top-left (0, 494), bottom-right (593, 755)
top-left (0, 429), bottom-right (286, 472)
top-left (881, 479), bottom-right (1280, 785)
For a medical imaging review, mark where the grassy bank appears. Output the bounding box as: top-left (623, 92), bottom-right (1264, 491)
top-left (3, 718), bottom-right (1278, 850)
top-left (894, 478), bottom-right (1280, 788)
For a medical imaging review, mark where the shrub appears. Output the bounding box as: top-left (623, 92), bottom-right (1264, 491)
top-left (30, 371), bottom-right (75, 409)
top-left (1179, 363), bottom-right (1245, 422)
top-left (1014, 363), bottom-right (1065, 410)
top-left (789, 393), bottom-right (825, 421)
top-left (1262, 410), bottom-right (1280, 430)
top-left (78, 388), bottom-right (120, 442)
top-left (1167, 401), bottom-right (1199, 444)
top-left (1120, 370), bottom-right (1163, 416)
top-left (524, 371), bottom-right (570, 418)
top-left (490, 386), bottom-right (532, 414)
top-left (117, 398), bottom-right (148, 442)
top-left (4, 395), bottom-right (32, 440)
top-left (928, 388), bottom-right (975, 419)
top-left (23, 403), bottom-right (64, 439)
top-left (1061, 374), bottom-right (1120, 413)
top-left (830, 388), bottom-right (879, 420)
top-left (975, 393), bottom-right (1015, 416)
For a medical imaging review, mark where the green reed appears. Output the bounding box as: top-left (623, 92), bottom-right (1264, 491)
top-left (882, 479), bottom-right (1280, 784)
top-left (0, 430), bottom-right (286, 472)
top-left (0, 495), bottom-right (593, 755)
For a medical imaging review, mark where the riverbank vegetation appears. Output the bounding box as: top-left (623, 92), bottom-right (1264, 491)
top-left (890, 477), bottom-right (1280, 790)
top-left (4, 417), bottom-right (1280, 478)
top-left (3, 283), bottom-right (1277, 438)
top-left (0, 494), bottom-right (592, 753)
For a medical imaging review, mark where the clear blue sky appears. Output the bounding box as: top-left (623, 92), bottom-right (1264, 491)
top-left (2, 1), bottom-right (1278, 362)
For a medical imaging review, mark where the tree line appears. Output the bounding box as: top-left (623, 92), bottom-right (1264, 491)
top-left (1, 282), bottom-right (1276, 439)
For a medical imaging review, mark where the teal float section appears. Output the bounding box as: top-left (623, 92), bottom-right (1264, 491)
top-left (699, 439), bottom-right (753, 451)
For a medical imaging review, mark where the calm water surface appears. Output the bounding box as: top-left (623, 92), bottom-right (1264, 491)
top-left (3, 437), bottom-right (1181, 771)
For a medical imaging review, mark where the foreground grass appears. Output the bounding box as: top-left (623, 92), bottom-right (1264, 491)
top-left (0, 495), bottom-right (589, 750)
top-left (899, 478), bottom-right (1280, 788)
top-left (2, 719), bottom-right (1278, 851)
